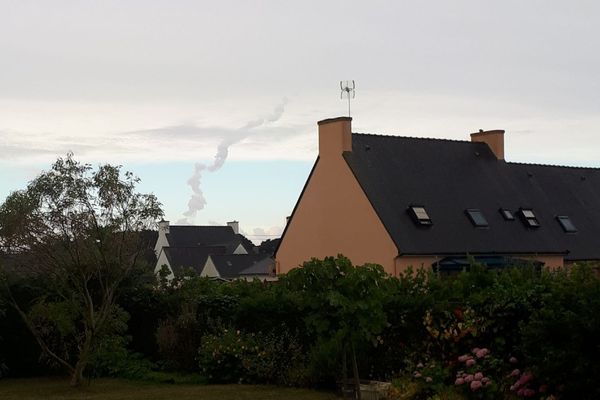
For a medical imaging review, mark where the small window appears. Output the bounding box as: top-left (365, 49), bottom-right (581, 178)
top-left (522, 210), bottom-right (535, 219)
top-left (466, 209), bottom-right (489, 227)
top-left (408, 206), bottom-right (432, 226)
top-left (557, 216), bottom-right (577, 233)
top-left (499, 208), bottom-right (515, 221)
top-left (519, 208), bottom-right (540, 228)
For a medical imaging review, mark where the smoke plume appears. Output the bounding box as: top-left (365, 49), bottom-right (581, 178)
top-left (177, 99), bottom-right (287, 223)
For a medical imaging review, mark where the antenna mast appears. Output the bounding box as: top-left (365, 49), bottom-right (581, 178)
top-left (340, 80), bottom-right (355, 117)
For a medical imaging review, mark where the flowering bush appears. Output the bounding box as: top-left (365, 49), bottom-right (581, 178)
top-left (197, 327), bottom-right (308, 385)
top-left (451, 347), bottom-right (500, 399)
top-left (410, 359), bottom-right (449, 397)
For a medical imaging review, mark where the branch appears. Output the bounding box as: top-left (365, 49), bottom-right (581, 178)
top-left (4, 284), bottom-right (75, 374)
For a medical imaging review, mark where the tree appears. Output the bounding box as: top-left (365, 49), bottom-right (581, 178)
top-left (0, 154), bottom-right (163, 386)
top-left (282, 256), bottom-right (392, 399)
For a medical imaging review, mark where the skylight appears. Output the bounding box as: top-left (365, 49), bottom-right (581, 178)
top-left (409, 206), bottom-right (432, 226)
top-left (519, 208), bottom-right (540, 228)
top-left (557, 216), bottom-right (577, 233)
top-left (466, 209), bottom-right (489, 227)
top-left (499, 209), bottom-right (515, 221)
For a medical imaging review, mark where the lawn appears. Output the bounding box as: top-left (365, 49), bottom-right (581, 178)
top-left (0, 378), bottom-right (338, 400)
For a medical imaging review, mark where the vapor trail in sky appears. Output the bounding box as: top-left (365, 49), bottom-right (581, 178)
top-left (177, 99), bottom-right (287, 224)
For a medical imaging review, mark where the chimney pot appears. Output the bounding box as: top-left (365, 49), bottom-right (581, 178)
top-left (470, 129), bottom-right (505, 160)
top-left (227, 220), bottom-right (240, 235)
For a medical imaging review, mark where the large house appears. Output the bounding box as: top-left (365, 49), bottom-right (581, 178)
top-left (154, 220), bottom-right (275, 281)
top-left (275, 117), bottom-right (600, 275)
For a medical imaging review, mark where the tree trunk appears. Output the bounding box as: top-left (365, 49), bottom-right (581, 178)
top-left (351, 342), bottom-right (361, 400)
top-left (70, 330), bottom-right (93, 387)
top-left (70, 360), bottom-right (86, 387)
top-left (342, 343), bottom-right (348, 399)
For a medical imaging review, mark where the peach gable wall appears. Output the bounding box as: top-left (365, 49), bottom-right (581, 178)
top-left (521, 254), bottom-right (564, 270)
top-left (276, 118), bottom-right (398, 275)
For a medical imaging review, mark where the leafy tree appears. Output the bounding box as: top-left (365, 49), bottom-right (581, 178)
top-left (282, 255), bottom-right (392, 399)
top-left (0, 154), bottom-right (163, 386)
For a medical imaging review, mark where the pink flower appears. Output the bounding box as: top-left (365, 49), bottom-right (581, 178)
top-left (472, 347), bottom-right (481, 354)
top-left (455, 378), bottom-right (465, 385)
top-left (425, 377), bottom-right (433, 383)
top-left (458, 354), bottom-right (470, 362)
top-left (475, 348), bottom-right (489, 358)
top-left (466, 359), bottom-right (476, 367)
top-left (481, 377), bottom-right (490, 384)
top-left (509, 356), bottom-right (518, 364)
top-left (413, 372), bottom-right (422, 378)
top-left (474, 372), bottom-right (483, 380)
top-left (517, 371), bottom-right (534, 385)
top-left (509, 368), bottom-right (521, 378)
top-left (416, 362), bottom-right (424, 368)
top-left (464, 374), bottom-right (474, 383)
top-left (470, 380), bottom-right (482, 390)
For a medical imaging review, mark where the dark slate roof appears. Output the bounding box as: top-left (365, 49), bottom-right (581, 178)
top-left (163, 246), bottom-right (227, 274)
top-left (208, 254), bottom-right (274, 279)
top-left (165, 226), bottom-right (254, 253)
top-left (344, 133), bottom-right (600, 260)
top-left (166, 226), bottom-right (236, 247)
top-left (239, 257), bottom-right (275, 276)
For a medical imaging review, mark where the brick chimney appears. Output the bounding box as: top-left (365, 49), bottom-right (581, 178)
top-left (470, 129), bottom-right (505, 160)
top-left (318, 117), bottom-right (352, 157)
top-left (227, 220), bottom-right (239, 234)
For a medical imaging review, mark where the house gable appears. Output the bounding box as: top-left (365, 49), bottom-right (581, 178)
top-left (201, 256), bottom-right (221, 278)
top-left (232, 243), bottom-right (248, 255)
top-left (276, 118), bottom-right (398, 274)
top-left (155, 248), bottom-right (174, 280)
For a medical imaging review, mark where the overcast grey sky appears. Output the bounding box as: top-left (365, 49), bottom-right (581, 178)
top-left (1, 1), bottom-right (599, 238)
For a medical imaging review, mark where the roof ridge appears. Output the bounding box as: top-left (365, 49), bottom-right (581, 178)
top-left (164, 245), bottom-right (225, 249)
top-left (170, 225), bottom-right (231, 228)
top-left (353, 132), bottom-right (600, 170)
top-left (353, 132), bottom-right (471, 143)
top-left (507, 160), bottom-right (600, 171)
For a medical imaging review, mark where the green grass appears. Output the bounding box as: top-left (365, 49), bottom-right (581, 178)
top-left (0, 377), bottom-right (338, 400)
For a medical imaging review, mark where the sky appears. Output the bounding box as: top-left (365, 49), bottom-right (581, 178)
top-left (1, 1), bottom-right (599, 242)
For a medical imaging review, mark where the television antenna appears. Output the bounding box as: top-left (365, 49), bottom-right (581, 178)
top-left (340, 80), bottom-right (355, 117)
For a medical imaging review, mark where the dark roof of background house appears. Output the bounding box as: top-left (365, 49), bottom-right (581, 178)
top-left (163, 246), bottom-right (227, 274)
top-left (207, 254), bottom-right (273, 279)
top-left (165, 226), bottom-right (254, 253)
top-left (258, 238), bottom-right (281, 256)
top-left (344, 133), bottom-right (600, 260)
top-left (239, 257), bottom-right (275, 276)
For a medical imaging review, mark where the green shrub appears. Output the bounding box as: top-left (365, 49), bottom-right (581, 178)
top-left (198, 327), bottom-right (308, 385)
top-left (519, 263), bottom-right (600, 399)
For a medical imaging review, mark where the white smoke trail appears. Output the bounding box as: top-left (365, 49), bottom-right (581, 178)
top-left (177, 99), bottom-right (288, 224)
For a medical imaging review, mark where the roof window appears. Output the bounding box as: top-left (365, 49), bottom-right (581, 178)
top-left (557, 216), bottom-right (577, 233)
top-left (499, 208), bottom-right (515, 221)
top-left (519, 208), bottom-right (540, 228)
top-left (466, 209), bottom-right (489, 227)
top-left (409, 206), bottom-right (432, 226)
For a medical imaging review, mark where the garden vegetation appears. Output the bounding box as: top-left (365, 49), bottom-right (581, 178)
top-left (1, 156), bottom-right (599, 399)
